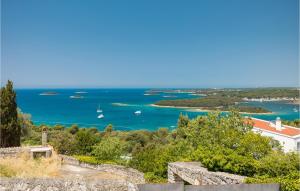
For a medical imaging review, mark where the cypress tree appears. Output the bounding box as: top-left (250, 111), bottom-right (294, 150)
top-left (0, 80), bottom-right (20, 147)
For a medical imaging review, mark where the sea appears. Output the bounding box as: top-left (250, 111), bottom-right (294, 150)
top-left (16, 89), bottom-right (300, 131)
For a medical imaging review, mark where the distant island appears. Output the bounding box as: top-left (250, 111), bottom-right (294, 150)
top-left (70, 95), bottom-right (84, 99)
top-left (39, 91), bottom-right (58, 96)
top-left (75, 91), bottom-right (88, 94)
top-left (153, 88), bottom-right (300, 114)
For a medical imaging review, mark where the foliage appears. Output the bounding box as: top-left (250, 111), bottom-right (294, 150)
top-left (104, 124), bottom-right (114, 134)
top-left (144, 172), bottom-right (167, 183)
top-left (49, 131), bottom-right (77, 155)
top-left (256, 151), bottom-right (300, 177)
top-left (148, 88), bottom-right (299, 99)
top-left (130, 140), bottom-right (193, 179)
top-left (191, 145), bottom-right (258, 176)
top-left (74, 155), bottom-right (119, 165)
top-left (282, 119), bottom-right (300, 128)
top-left (68, 124), bottom-right (79, 134)
top-left (0, 80), bottom-right (21, 147)
top-left (75, 155), bottom-right (100, 164)
top-left (92, 137), bottom-right (123, 161)
top-left (156, 96), bottom-right (270, 113)
top-left (75, 129), bottom-right (98, 155)
top-left (154, 88), bottom-right (300, 113)
top-left (245, 172), bottom-right (300, 191)
top-left (19, 109), bottom-right (300, 190)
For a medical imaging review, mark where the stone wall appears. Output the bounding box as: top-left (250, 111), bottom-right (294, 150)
top-left (59, 155), bottom-right (145, 184)
top-left (0, 146), bottom-right (53, 158)
top-left (168, 162), bottom-right (245, 185)
top-left (0, 178), bottom-right (137, 191)
top-left (0, 147), bottom-right (26, 158)
top-left (138, 183), bottom-right (280, 191)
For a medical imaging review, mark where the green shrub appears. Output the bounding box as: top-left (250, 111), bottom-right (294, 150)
top-left (245, 172), bottom-right (300, 191)
top-left (92, 137), bottom-right (123, 161)
top-left (74, 155), bottom-right (119, 165)
top-left (75, 155), bottom-right (100, 164)
top-left (256, 152), bottom-right (300, 177)
top-left (144, 172), bottom-right (167, 183)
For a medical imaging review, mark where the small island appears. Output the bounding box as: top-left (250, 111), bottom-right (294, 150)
top-left (39, 92), bottom-right (58, 96)
top-left (70, 95), bottom-right (84, 99)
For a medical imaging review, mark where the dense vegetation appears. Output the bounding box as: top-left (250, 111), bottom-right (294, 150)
top-left (282, 119), bottom-right (300, 128)
top-left (20, 111), bottom-right (300, 190)
top-left (0, 81), bottom-right (21, 147)
top-left (200, 88), bottom-right (299, 99)
top-left (155, 96), bottom-right (270, 113)
top-left (154, 88), bottom-right (300, 113)
top-left (148, 88), bottom-right (299, 99)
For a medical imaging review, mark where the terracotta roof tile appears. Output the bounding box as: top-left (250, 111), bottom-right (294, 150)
top-left (245, 118), bottom-right (300, 137)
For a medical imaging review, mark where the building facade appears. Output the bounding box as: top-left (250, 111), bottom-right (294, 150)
top-left (249, 117), bottom-right (300, 152)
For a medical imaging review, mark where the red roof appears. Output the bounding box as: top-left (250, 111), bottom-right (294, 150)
top-left (246, 118), bottom-right (300, 137)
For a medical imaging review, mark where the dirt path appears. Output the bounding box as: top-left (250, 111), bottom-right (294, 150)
top-left (59, 164), bottom-right (127, 181)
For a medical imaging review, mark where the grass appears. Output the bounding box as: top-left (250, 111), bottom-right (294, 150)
top-left (0, 150), bottom-right (61, 178)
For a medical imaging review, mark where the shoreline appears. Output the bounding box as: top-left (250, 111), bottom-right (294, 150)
top-left (150, 104), bottom-right (273, 115)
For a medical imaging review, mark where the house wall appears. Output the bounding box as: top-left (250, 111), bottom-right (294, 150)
top-left (252, 128), bottom-right (298, 152)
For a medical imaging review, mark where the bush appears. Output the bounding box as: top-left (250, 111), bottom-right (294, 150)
top-left (75, 130), bottom-right (98, 155)
top-left (245, 172), bottom-right (300, 191)
top-left (75, 155), bottom-right (120, 165)
top-left (92, 137), bottom-right (123, 161)
top-left (75, 155), bottom-right (101, 164)
top-left (256, 151), bottom-right (300, 177)
top-left (49, 131), bottom-right (76, 155)
top-left (130, 141), bottom-right (193, 178)
top-left (144, 172), bottom-right (167, 183)
top-left (191, 145), bottom-right (258, 176)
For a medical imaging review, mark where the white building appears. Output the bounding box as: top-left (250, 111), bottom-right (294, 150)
top-left (249, 117), bottom-right (300, 153)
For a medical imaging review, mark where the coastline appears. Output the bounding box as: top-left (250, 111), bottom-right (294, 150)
top-left (150, 104), bottom-right (273, 115)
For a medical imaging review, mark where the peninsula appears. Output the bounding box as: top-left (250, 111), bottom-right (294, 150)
top-left (153, 88), bottom-right (299, 114)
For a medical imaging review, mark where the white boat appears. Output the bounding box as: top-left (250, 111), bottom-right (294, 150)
top-left (97, 105), bottom-right (103, 113)
top-left (97, 114), bottom-right (104, 119)
top-left (293, 108), bottom-right (298, 112)
top-left (134, 110), bottom-right (142, 115)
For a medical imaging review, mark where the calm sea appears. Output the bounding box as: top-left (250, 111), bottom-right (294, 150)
top-left (16, 89), bottom-right (300, 131)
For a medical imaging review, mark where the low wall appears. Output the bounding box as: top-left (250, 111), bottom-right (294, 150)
top-left (59, 154), bottom-right (145, 184)
top-left (0, 147), bottom-right (26, 158)
top-left (168, 162), bottom-right (245, 185)
top-left (0, 178), bottom-right (137, 191)
top-left (138, 183), bottom-right (280, 191)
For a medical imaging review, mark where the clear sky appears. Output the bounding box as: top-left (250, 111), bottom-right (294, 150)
top-left (1, 0), bottom-right (299, 88)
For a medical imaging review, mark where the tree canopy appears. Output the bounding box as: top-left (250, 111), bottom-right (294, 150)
top-left (0, 80), bottom-right (21, 147)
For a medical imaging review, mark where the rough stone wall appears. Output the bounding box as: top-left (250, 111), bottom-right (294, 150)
top-left (168, 162), bottom-right (245, 185)
top-left (0, 178), bottom-right (138, 191)
top-left (59, 155), bottom-right (145, 184)
top-left (137, 183), bottom-right (280, 191)
top-left (0, 147), bottom-right (27, 158)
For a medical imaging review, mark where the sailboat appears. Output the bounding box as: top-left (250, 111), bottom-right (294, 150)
top-left (97, 114), bottom-right (104, 119)
top-left (97, 105), bottom-right (103, 113)
top-left (134, 110), bottom-right (142, 115)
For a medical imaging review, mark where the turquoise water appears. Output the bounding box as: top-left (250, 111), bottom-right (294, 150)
top-left (16, 89), bottom-right (299, 131)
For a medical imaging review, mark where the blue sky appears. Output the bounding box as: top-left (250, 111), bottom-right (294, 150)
top-left (1, 0), bottom-right (299, 88)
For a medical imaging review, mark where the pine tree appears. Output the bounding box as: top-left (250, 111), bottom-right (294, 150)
top-left (0, 80), bottom-right (20, 147)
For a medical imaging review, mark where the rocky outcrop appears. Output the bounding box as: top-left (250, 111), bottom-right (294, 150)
top-left (168, 162), bottom-right (245, 185)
